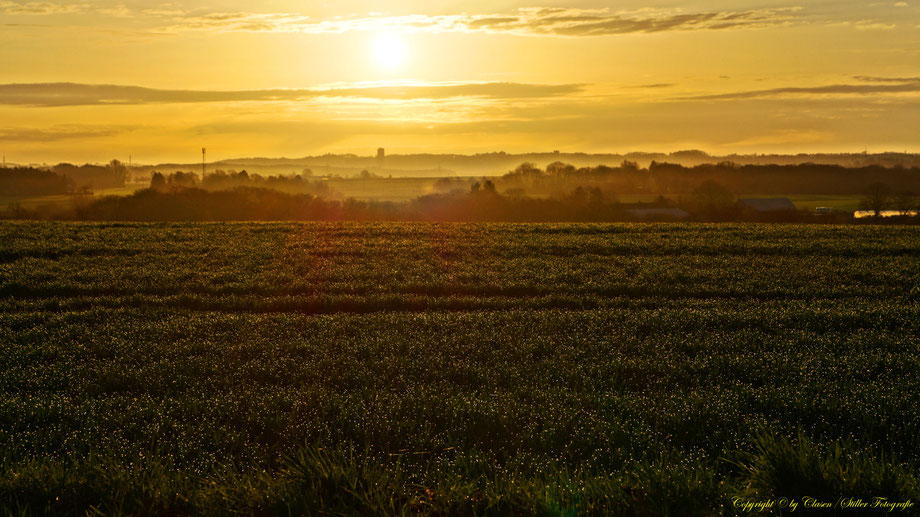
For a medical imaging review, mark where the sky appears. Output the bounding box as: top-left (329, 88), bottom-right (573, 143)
top-left (1, 0), bottom-right (919, 164)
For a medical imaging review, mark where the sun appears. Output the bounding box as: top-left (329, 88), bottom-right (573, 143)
top-left (371, 33), bottom-right (409, 70)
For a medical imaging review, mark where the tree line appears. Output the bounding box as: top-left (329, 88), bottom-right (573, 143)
top-left (150, 169), bottom-right (332, 196)
top-left (496, 161), bottom-right (920, 197)
top-left (1, 161), bottom-right (128, 197)
top-left (2, 161), bottom-right (918, 223)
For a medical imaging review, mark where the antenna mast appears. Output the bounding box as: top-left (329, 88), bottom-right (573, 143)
top-left (202, 147), bottom-right (207, 180)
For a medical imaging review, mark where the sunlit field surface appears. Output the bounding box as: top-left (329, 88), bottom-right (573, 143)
top-left (2, 222), bottom-right (920, 515)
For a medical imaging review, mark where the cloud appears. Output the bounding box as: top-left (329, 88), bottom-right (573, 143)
top-left (158, 11), bottom-right (313, 33)
top-left (853, 20), bottom-right (897, 30)
top-left (625, 83), bottom-right (675, 89)
top-left (7, 4), bottom-right (898, 39)
top-left (0, 1), bottom-right (86, 15)
top-left (153, 6), bottom-right (805, 36)
top-left (681, 77), bottom-right (920, 100)
top-left (0, 125), bottom-right (131, 142)
top-left (853, 75), bottom-right (920, 82)
top-left (0, 82), bottom-right (586, 107)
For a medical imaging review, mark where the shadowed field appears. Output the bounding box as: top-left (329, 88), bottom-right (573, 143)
top-left (1, 222), bottom-right (919, 515)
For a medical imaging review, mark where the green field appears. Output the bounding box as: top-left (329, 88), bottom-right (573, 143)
top-left (1, 222), bottom-right (919, 515)
top-left (1, 185), bottom-right (147, 214)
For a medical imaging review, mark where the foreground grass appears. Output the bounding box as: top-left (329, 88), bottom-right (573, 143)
top-left (1, 222), bottom-right (919, 515)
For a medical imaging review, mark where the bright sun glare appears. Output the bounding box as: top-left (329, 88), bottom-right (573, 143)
top-left (371, 33), bottom-right (409, 70)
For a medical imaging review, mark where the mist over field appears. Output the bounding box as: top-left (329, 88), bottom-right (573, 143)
top-left (3, 152), bottom-right (920, 223)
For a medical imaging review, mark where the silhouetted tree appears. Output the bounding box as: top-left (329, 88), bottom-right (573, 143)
top-left (620, 160), bottom-right (639, 171)
top-left (692, 180), bottom-right (734, 208)
top-left (894, 191), bottom-right (917, 216)
top-left (860, 182), bottom-right (891, 217)
top-left (150, 172), bottom-right (167, 191)
top-left (512, 163), bottom-right (541, 176)
top-left (690, 180), bottom-right (736, 220)
top-left (107, 159), bottom-right (128, 185)
top-left (168, 171), bottom-right (197, 189)
top-left (546, 161), bottom-right (575, 176)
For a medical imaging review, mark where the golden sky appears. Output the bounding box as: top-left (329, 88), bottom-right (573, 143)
top-left (1, 0), bottom-right (919, 164)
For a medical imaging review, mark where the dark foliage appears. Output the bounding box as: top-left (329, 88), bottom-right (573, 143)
top-left (0, 167), bottom-right (71, 197)
top-left (52, 160), bottom-right (127, 190)
top-left (499, 161), bottom-right (920, 197)
top-left (200, 170), bottom-right (332, 196)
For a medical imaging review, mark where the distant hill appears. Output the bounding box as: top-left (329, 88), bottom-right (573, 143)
top-left (130, 151), bottom-right (920, 178)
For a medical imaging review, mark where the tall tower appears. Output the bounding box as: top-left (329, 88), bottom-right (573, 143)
top-left (376, 148), bottom-right (385, 169)
top-left (202, 148), bottom-right (207, 180)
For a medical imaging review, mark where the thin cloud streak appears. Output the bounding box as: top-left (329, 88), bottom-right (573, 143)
top-left (625, 83), bottom-right (676, 89)
top-left (0, 82), bottom-right (586, 107)
top-left (0, 1), bottom-right (86, 15)
top-left (854, 75), bottom-right (920, 82)
top-left (0, 125), bottom-right (132, 142)
top-left (679, 78), bottom-right (920, 100)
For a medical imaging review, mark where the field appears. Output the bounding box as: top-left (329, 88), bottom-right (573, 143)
top-left (1, 222), bottom-right (919, 515)
top-left (1, 185), bottom-right (147, 215)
